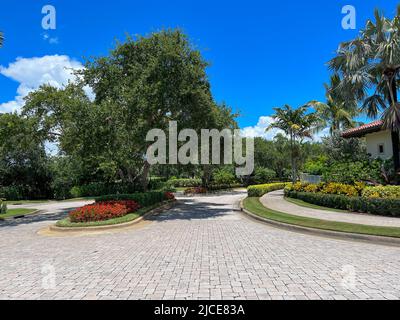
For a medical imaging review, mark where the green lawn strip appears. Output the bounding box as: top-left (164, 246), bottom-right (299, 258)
top-left (0, 208), bottom-right (37, 220)
top-left (243, 197), bottom-right (400, 238)
top-left (4, 200), bottom-right (50, 205)
top-left (56, 201), bottom-right (171, 228)
top-left (284, 197), bottom-right (350, 213)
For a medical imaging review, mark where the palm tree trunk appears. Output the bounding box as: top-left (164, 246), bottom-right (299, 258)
top-left (290, 132), bottom-right (296, 183)
top-left (388, 75), bottom-right (400, 173)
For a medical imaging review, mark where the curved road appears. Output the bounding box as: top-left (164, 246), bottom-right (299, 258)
top-left (0, 190), bottom-right (399, 300)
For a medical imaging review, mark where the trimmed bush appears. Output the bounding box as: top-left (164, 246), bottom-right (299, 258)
top-left (70, 182), bottom-right (140, 198)
top-left (95, 191), bottom-right (167, 207)
top-left (247, 183), bottom-right (287, 197)
top-left (287, 182), bottom-right (365, 197)
top-left (285, 190), bottom-right (400, 217)
top-left (362, 185), bottom-right (400, 199)
top-left (166, 178), bottom-right (202, 188)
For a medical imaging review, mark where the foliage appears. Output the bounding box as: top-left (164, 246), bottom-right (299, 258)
top-left (285, 190), bottom-right (400, 217)
top-left (70, 182), bottom-right (140, 198)
top-left (362, 185), bottom-right (400, 199)
top-left (252, 167), bottom-right (276, 185)
top-left (267, 105), bottom-right (319, 182)
top-left (328, 6), bottom-right (400, 172)
top-left (247, 183), bottom-right (287, 197)
top-left (322, 132), bottom-right (367, 163)
top-left (302, 156), bottom-right (328, 175)
top-left (323, 160), bottom-right (391, 185)
top-left (0, 200), bottom-right (7, 214)
top-left (212, 168), bottom-right (237, 185)
top-left (287, 182), bottom-right (365, 197)
top-left (184, 187), bottom-right (207, 195)
top-left (0, 113), bottom-right (52, 200)
top-left (305, 74), bottom-right (357, 135)
top-left (166, 178), bottom-right (202, 188)
top-left (95, 191), bottom-right (167, 207)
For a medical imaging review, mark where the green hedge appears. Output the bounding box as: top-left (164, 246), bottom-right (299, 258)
top-left (247, 183), bottom-right (287, 197)
top-left (70, 182), bottom-right (140, 198)
top-left (95, 192), bottom-right (167, 207)
top-left (362, 185), bottom-right (400, 199)
top-left (166, 178), bottom-right (202, 188)
top-left (285, 190), bottom-right (400, 217)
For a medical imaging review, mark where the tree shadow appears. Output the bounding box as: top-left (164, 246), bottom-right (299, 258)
top-left (0, 207), bottom-right (75, 228)
top-left (146, 198), bottom-right (241, 222)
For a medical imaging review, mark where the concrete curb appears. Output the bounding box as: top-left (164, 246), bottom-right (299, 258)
top-left (239, 199), bottom-right (400, 247)
top-left (49, 200), bottom-right (178, 233)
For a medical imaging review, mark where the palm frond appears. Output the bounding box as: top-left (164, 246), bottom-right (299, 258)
top-left (361, 94), bottom-right (387, 118)
top-left (382, 102), bottom-right (400, 131)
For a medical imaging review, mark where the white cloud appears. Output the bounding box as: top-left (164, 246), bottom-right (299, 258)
top-left (241, 116), bottom-right (284, 140)
top-left (241, 116), bottom-right (329, 142)
top-left (0, 55), bottom-right (86, 113)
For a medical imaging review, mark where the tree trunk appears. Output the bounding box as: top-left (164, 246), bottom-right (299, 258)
top-left (140, 161), bottom-right (151, 192)
top-left (290, 132), bottom-right (296, 184)
top-left (388, 71), bottom-right (400, 174)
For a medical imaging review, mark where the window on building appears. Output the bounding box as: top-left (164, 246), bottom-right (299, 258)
top-left (378, 144), bottom-right (385, 155)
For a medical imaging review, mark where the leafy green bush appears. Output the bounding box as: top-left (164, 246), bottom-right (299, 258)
top-left (253, 167), bottom-right (276, 184)
top-left (212, 169), bottom-right (237, 185)
top-left (286, 182), bottom-right (365, 197)
top-left (285, 190), bottom-right (400, 217)
top-left (95, 192), bottom-right (167, 207)
top-left (0, 186), bottom-right (25, 201)
top-left (303, 156), bottom-right (328, 175)
top-left (166, 178), bottom-right (202, 188)
top-left (70, 182), bottom-right (139, 198)
top-left (208, 183), bottom-right (243, 191)
top-left (362, 185), bottom-right (400, 199)
top-left (247, 183), bottom-right (287, 197)
top-left (322, 160), bottom-right (389, 185)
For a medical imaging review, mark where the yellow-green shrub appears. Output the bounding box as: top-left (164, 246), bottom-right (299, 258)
top-left (247, 183), bottom-right (287, 197)
top-left (362, 186), bottom-right (400, 199)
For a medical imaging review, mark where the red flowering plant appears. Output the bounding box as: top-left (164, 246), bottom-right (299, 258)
top-left (69, 200), bottom-right (140, 223)
top-left (164, 192), bottom-right (175, 200)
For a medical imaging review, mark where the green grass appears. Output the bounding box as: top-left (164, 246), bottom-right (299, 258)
top-left (284, 197), bottom-right (350, 213)
top-left (243, 197), bottom-right (400, 238)
top-left (0, 208), bottom-right (37, 220)
top-left (56, 201), bottom-right (171, 228)
top-left (4, 200), bottom-right (50, 205)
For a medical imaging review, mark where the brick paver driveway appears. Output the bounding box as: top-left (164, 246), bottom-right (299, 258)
top-left (1, 190), bottom-right (400, 300)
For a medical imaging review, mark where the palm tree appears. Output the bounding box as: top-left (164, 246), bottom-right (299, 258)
top-left (266, 105), bottom-right (318, 183)
top-left (328, 6), bottom-right (400, 172)
top-left (306, 74), bottom-right (358, 135)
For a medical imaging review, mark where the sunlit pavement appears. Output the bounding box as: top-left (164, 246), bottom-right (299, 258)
top-left (1, 191), bottom-right (399, 300)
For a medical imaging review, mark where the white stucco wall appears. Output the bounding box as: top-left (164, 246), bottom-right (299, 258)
top-left (365, 130), bottom-right (393, 159)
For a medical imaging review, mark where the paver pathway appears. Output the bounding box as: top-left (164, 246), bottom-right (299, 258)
top-left (261, 190), bottom-right (400, 228)
top-left (1, 190), bottom-right (400, 300)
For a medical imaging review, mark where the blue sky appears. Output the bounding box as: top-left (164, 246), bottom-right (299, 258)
top-left (0, 0), bottom-right (398, 137)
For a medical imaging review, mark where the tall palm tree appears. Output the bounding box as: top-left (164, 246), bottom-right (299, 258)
top-left (329, 6), bottom-right (400, 172)
top-left (266, 105), bottom-right (318, 183)
top-left (306, 74), bottom-right (358, 135)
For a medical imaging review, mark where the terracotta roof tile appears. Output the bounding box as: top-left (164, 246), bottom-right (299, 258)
top-left (342, 120), bottom-right (383, 138)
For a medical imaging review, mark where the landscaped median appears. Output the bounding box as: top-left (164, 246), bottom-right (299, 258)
top-left (242, 182), bottom-right (400, 243)
top-left (52, 192), bottom-right (176, 231)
